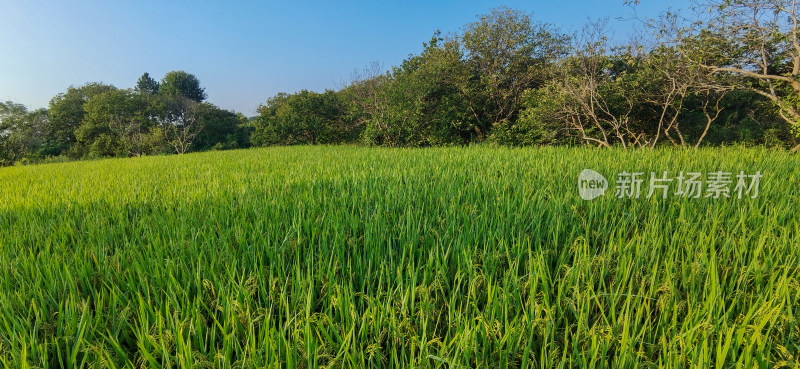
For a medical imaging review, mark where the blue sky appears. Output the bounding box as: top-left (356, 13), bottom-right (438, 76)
top-left (0, 1), bottom-right (692, 116)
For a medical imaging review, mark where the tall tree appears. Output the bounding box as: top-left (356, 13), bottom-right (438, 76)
top-left (159, 71), bottom-right (206, 102)
top-left (251, 93), bottom-right (291, 146)
top-left (0, 101), bottom-right (27, 128)
top-left (340, 62), bottom-right (388, 143)
top-left (77, 89), bottom-right (152, 157)
top-left (47, 83), bottom-right (117, 156)
top-left (363, 33), bottom-right (473, 146)
top-left (135, 72), bottom-right (160, 94)
top-left (460, 6), bottom-right (568, 139)
top-left (193, 103), bottom-right (250, 150)
top-left (253, 90), bottom-right (348, 146)
top-left (159, 96), bottom-right (202, 154)
top-left (0, 102), bottom-right (49, 165)
top-left (675, 0), bottom-right (800, 149)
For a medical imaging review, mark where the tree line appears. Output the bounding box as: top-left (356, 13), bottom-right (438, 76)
top-left (2, 1), bottom-right (799, 166)
top-left (0, 71), bottom-right (250, 166)
top-left (252, 1), bottom-right (800, 149)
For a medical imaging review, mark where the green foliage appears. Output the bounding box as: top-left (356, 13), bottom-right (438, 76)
top-left (689, 89), bottom-right (793, 147)
top-left (77, 89), bottom-right (152, 157)
top-left (156, 96), bottom-right (204, 154)
top-left (0, 146), bottom-right (797, 367)
top-left (0, 102), bottom-right (49, 165)
top-left (47, 83), bottom-right (118, 157)
top-left (159, 70), bottom-right (207, 102)
top-left (251, 93), bottom-right (290, 146)
top-left (362, 34), bottom-right (473, 146)
top-left (260, 9), bottom-right (565, 148)
top-left (193, 103), bottom-right (250, 150)
top-left (5, 5), bottom-right (800, 163)
top-left (135, 72), bottom-right (160, 94)
top-left (460, 7), bottom-right (567, 135)
top-left (673, 0), bottom-right (800, 138)
top-left (349, 7), bottom-right (569, 146)
top-left (0, 100), bottom-right (27, 119)
top-left (252, 89), bottom-right (354, 146)
top-left (492, 85), bottom-right (569, 145)
top-left (0, 71), bottom-right (252, 165)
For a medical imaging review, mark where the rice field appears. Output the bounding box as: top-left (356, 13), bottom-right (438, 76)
top-left (0, 146), bottom-right (798, 368)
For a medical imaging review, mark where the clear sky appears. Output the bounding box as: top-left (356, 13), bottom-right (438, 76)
top-left (0, 0), bottom-right (692, 116)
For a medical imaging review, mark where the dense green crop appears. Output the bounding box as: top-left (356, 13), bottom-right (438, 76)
top-left (0, 146), bottom-right (798, 368)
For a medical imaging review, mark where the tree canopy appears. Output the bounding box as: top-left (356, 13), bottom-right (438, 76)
top-left (159, 71), bottom-right (207, 102)
top-left (1, 4), bottom-right (799, 166)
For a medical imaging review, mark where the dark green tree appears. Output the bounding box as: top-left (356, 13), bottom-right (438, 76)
top-left (77, 89), bottom-right (153, 157)
top-left (0, 102), bottom-right (49, 165)
top-left (361, 33), bottom-right (473, 146)
top-left (159, 71), bottom-right (206, 102)
top-left (193, 103), bottom-right (250, 150)
top-left (251, 93), bottom-right (290, 146)
top-left (47, 83), bottom-right (117, 157)
top-left (157, 96), bottom-right (203, 154)
top-left (135, 72), bottom-right (160, 94)
top-left (252, 90), bottom-right (350, 146)
top-left (460, 6), bottom-right (568, 139)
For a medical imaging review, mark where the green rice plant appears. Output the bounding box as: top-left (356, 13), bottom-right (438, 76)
top-left (0, 146), bottom-right (798, 368)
